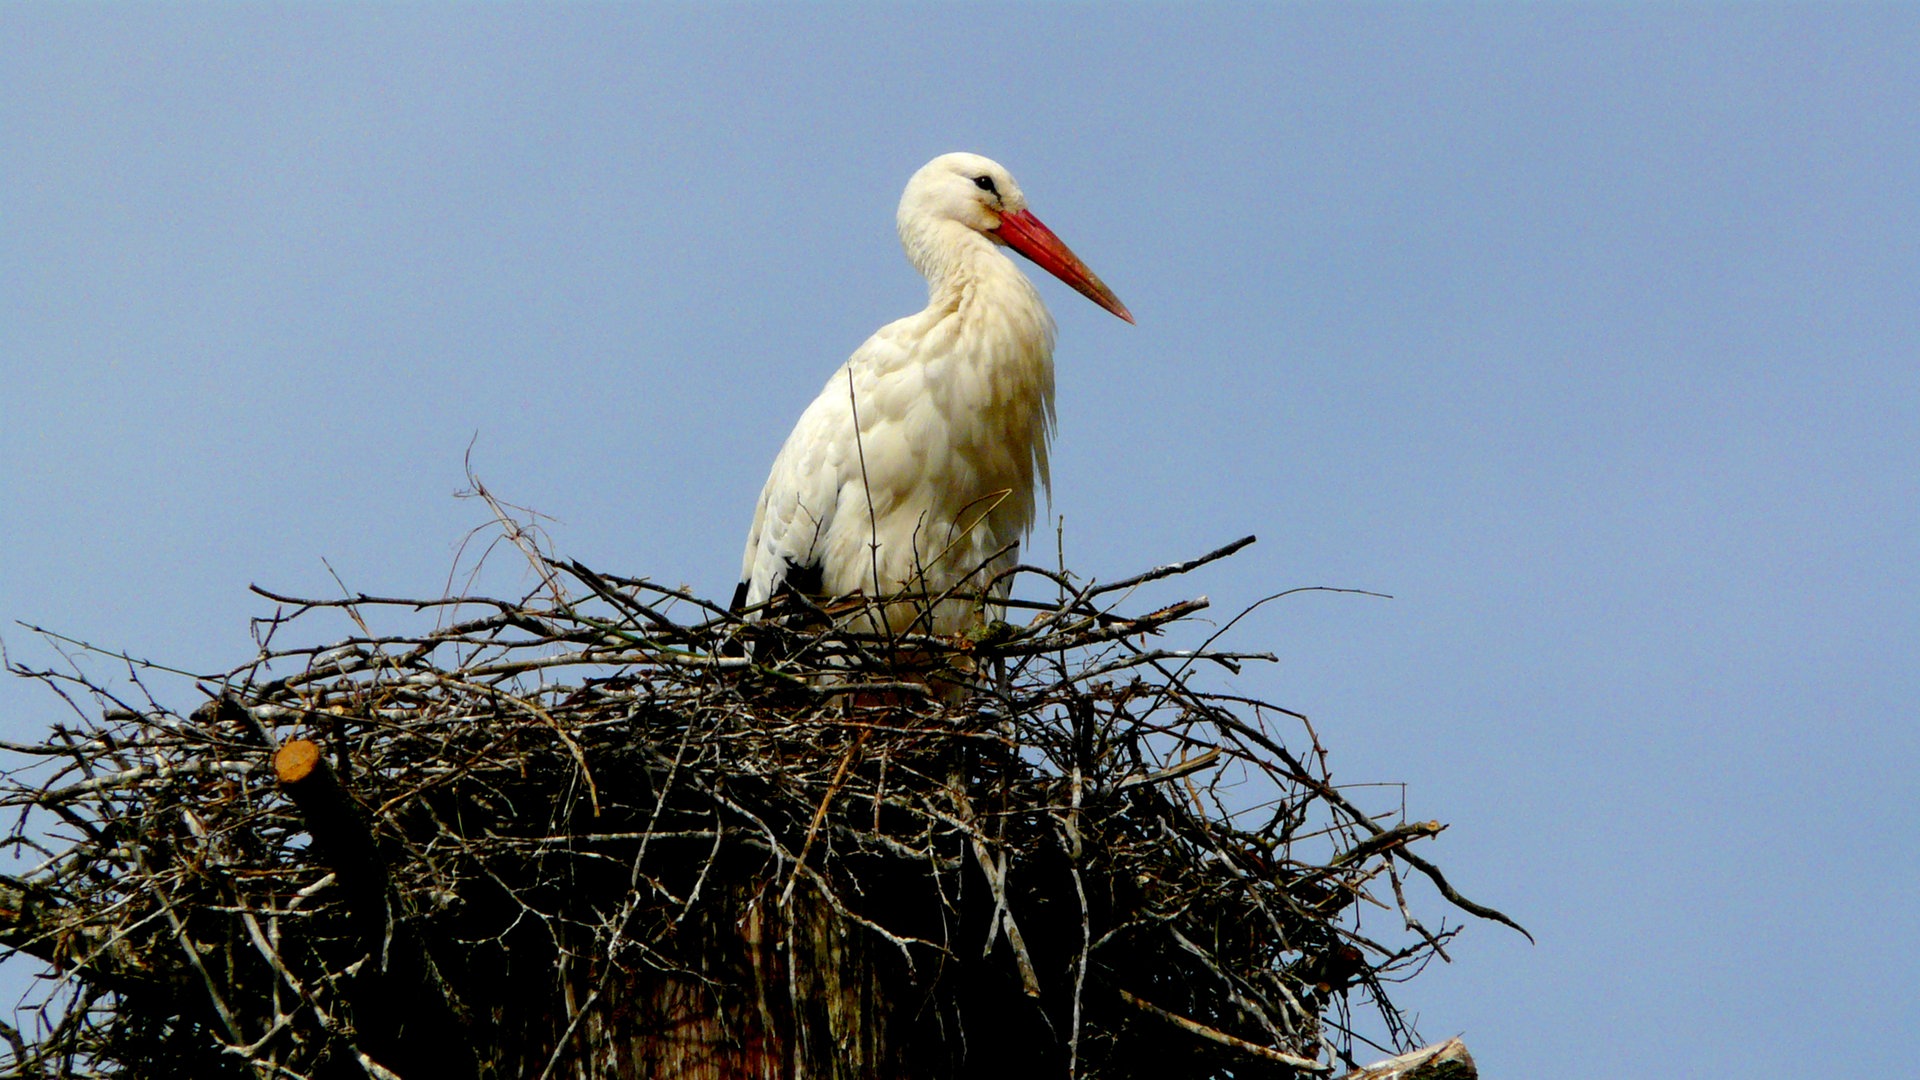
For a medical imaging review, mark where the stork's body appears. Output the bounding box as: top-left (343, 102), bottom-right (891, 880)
top-left (735, 153), bottom-right (1131, 636)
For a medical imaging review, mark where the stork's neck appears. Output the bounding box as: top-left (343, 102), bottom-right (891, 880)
top-left (902, 220), bottom-right (1055, 341)
top-left (895, 216), bottom-right (1060, 517)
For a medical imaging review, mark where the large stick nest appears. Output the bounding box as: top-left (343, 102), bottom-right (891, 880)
top-left (0, 531), bottom-right (1523, 1080)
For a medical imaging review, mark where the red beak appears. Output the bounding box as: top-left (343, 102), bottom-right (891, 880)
top-left (993, 209), bottom-right (1135, 324)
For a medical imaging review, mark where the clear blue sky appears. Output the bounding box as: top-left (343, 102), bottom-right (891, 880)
top-left (3, 5), bottom-right (1915, 1074)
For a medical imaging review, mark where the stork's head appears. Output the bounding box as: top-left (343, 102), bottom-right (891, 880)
top-left (899, 152), bottom-right (1031, 234)
top-left (898, 152), bottom-right (1134, 324)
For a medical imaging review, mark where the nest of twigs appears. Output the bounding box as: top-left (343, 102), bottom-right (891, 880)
top-left (0, 533), bottom-right (1522, 1080)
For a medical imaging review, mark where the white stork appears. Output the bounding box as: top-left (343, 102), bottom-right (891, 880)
top-left (733, 152), bottom-right (1132, 637)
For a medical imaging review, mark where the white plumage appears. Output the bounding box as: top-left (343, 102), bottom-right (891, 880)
top-left (734, 152), bottom-right (1131, 636)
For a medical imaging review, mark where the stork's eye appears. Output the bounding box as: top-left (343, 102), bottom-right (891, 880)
top-left (973, 175), bottom-right (998, 194)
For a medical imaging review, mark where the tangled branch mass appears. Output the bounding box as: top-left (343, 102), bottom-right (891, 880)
top-left (0, 536), bottom-right (1515, 1079)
